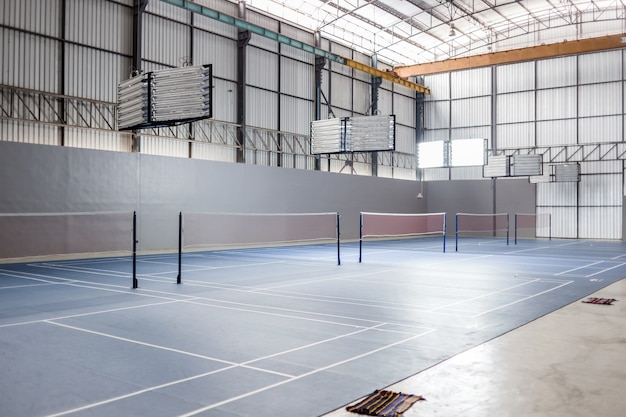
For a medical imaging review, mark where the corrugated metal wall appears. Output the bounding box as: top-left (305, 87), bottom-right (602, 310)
top-left (422, 49), bottom-right (625, 239)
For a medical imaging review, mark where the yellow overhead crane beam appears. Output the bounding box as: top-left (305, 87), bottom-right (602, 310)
top-left (394, 34), bottom-right (626, 78)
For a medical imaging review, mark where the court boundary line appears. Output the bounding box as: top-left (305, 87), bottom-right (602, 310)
top-left (41, 321), bottom-right (434, 417)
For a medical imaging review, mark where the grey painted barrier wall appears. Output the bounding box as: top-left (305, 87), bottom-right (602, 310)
top-left (0, 141), bottom-right (536, 258)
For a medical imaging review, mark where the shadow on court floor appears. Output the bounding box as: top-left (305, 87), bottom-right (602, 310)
top-left (1, 237), bottom-right (625, 417)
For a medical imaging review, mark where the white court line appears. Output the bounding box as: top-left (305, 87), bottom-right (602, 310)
top-left (612, 253), bottom-right (626, 260)
top-left (44, 320), bottom-right (293, 378)
top-left (504, 246), bottom-right (552, 254)
top-left (42, 322), bottom-right (428, 417)
top-left (554, 260), bottom-right (605, 276)
top-left (33, 263), bottom-right (132, 279)
top-left (586, 262), bottom-right (626, 278)
top-left (176, 328), bottom-right (436, 417)
top-left (426, 279), bottom-right (542, 312)
top-left (1, 266), bottom-right (435, 334)
top-left (472, 280), bottom-right (574, 317)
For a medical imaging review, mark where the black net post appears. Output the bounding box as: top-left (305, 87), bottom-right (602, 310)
top-left (177, 211), bottom-right (182, 284)
top-left (336, 213), bottom-right (341, 265)
top-left (359, 212), bottom-right (363, 262)
top-left (132, 211), bottom-right (138, 289)
top-left (442, 213), bottom-right (447, 253)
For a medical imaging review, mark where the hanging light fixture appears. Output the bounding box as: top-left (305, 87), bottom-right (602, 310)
top-left (449, 23), bottom-right (456, 37)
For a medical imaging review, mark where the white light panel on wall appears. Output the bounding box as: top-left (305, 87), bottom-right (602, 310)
top-left (417, 141), bottom-right (445, 168)
top-left (450, 138), bottom-right (485, 167)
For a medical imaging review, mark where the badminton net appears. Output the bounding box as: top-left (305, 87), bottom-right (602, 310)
top-left (0, 211), bottom-right (138, 287)
top-left (455, 212), bottom-right (509, 251)
top-left (359, 212), bottom-right (447, 261)
top-left (514, 213), bottom-right (552, 243)
top-left (177, 211), bottom-right (340, 282)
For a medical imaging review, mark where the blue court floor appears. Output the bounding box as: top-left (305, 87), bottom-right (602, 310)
top-left (1, 237), bottom-right (625, 417)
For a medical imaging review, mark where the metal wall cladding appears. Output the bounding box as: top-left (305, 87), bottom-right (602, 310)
top-left (423, 73), bottom-right (450, 101)
top-left (422, 129), bottom-right (450, 141)
top-left (496, 61), bottom-right (535, 93)
top-left (579, 206), bottom-right (621, 239)
top-left (578, 116), bottom-right (622, 144)
top-left (578, 82), bottom-right (621, 117)
top-left (537, 119), bottom-right (577, 146)
top-left (1, 28), bottom-right (60, 92)
top-left (450, 166), bottom-right (483, 180)
top-left (377, 88), bottom-right (393, 115)
top-left (193, 29), bottom-right (237, 81)
top-left (536, 87), bottom-right (576, 120)
top-left (497, 91), bottom-right (534, 124)
top-left (424, 101), bottom-right (450, 130)
top-left (329, 72), bottom-right (353, 111)
top-left (246, 87), bottom-right (278, 130)
top-left (393, 94), bottom-right (416, 128)
top-left (279, 22), bottom-right (315, 48)
top-left (450, 67), bottom-right (491, 99)
top-left (1, 0), bottom-right (60, 37)
top-left (394, 124), bottom-right (416, 154)
top-left (146, 0), bottom-right (189, 23)
top-left (496, 123), bottom-right (535, 149)
top-left (193, 9), bottom-right (237, 38)
top-left (246, 10), bottom-right (279, 52)
top-left (537, 182), bottom-right (577, 205)
top-left (142, 13), bottom-right (190, 67)
top-left (450, 96), bottom-right (491, 128)
top-left (581, 161), bottom-right (622, 175)
top-left (579, 173), bottom-right (622, 206)
top-left (450, 126), bottom-right (491, 141)
top-left (280, 95), bottom-right (313, 136)
top-left (352, 80), bottom-right (371, 115)
top-left (65, 44), bottom-right (130, 102)
top-left (421, 167), bottom-right (449, 181)
top-left (246, 47), bottom-right (278, 90)
top-left (0, 120), bottom-right (60, 146)
top-left (140, 136), bottom-right (189, 158)
top-left (542, 206), bottom-right (577, 238)
top-left (280, 42), bottom-right (313, 63)
top-left (64, 128), bottom-right (133, 152)
top-left (579, 50), bottom-right (622, 84)
top-left (191, 141), bottom-right (237, 163)
top-left (211, 78), bottom-right (237, 123)
top-left (66, 0), bottom-right (132, 55)
top-left (537, 56), bottom-right (576, 89)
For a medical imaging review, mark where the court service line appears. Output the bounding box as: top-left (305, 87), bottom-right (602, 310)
top-left (586, 262), bottom-right (626, 278)
top-left (554, 260), bottom-right (605, 276)
top-left (472, 280), bottom-right (574, 317)
top-left (177, 328), bottom-right (437, 417)
top-left (44, 320), bottom-right (293, 378)
top-left (42, 322), bottom-right (412, 417)
top-left (427, 278), bottom-right (542, 313)
top-left (0, 299), bottom-right (184, 329)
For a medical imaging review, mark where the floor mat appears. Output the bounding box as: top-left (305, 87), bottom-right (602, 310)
top-left (346, 389), bottom-right (425, 417)
top-left (582, 297), bottom-right (617, 305)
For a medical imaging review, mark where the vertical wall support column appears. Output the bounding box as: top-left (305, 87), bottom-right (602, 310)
top-left (132, 0), bottom-right (148, 153)
top-left (236, 1), bottom-right (249, 163)
top-left (314, 31), bottom-right (325, 171)
top-left (237, 30), bottom-right (250, 163)
top-left (59, 0), bottom-right (66, 146)
top-left (370, 55), bottom-right (382, 177)
top-left (187, 12), bottom-right (195, 158)
top-left (415, 76), bottom-right (425, 182)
